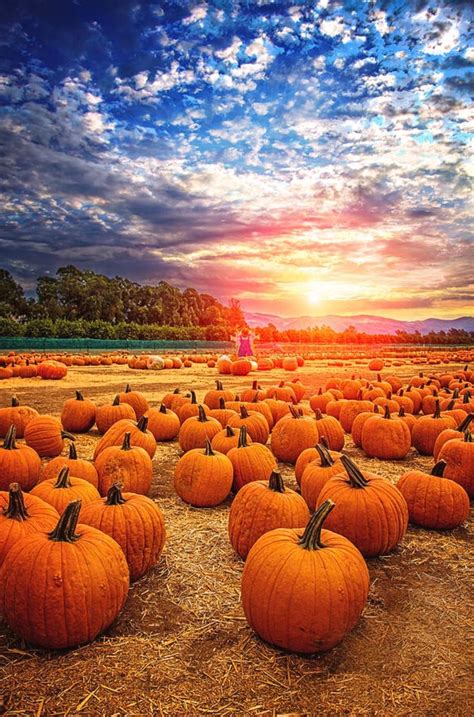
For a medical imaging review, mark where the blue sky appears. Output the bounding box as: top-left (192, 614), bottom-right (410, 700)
top-left (0, 0), bottom-right (472, 318)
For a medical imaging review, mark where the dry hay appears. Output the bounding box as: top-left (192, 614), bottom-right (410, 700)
top-left (0, 359), bottom-right (473, 716)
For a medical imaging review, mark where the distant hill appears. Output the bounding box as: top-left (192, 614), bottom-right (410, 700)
top-left (244, 312), bottom-right (474, 335)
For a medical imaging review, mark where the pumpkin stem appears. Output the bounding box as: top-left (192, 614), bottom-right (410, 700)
top-left (315, 443), bottom-right (334, 467)
top-left (398, 406), bottom-right (406, 417)
top-left (319, 435), bottom-right (329, 449)
top-left (432, 400), bottom-right (441, 419)
top-left (215, 380), bottom-right (224, 390)
top-left (445, 400), bottom-right (455, 411)
top-left (113, 394), bottom-right (121, 406)
top-left (197, 405), bottom-right (208, 422)
top-left (251, 380), bottom-right (258, 390)
top-left (239, 405), bottom-right (249, 418)
top-left (68, 442), bottom-right (78, 460)
top-left (3, 425), bottom-right (17, 450)
top-left (75, 390), bottom-right (84, 401)
top-left (457, 414), bottom-right (473, 432)
top-left (340, 455), bottom-right (369, 488)
top-left (237, 425), bottom-right (249, 448)
top-left (11, 395), bottom-right (20, 407)
top-left (204, 439), bottom-right (214, 456)
top-left (125, 384), bottom-right (132, 393)
top-left (298, 499), bottom-right (335, 550)
top-left (289, 405), bottom-right (300, 419)
top-left (218, 397), bottom-right (226, 409)
top-left (314, 408), bottom-right (323, 420)
top-left (383, 405), bottom-right (391, 420)
top-left (268, 470), bottom-right (285, 493)
top-left (462, 392), bottom-right (471, 404)
top-left (61, 430), bottom-right (76, 442)
top-left (173, 388), bottom-right (180, 395)
top-left (121, 432), bottom-right (132, 451)
top-left (159, 404), bottom-right (167, 414)
top-left (48, 500), bottom-right (81, 543)
top-left (4, 483), bottom-right (29, 520)
top-left (317, 387), bottom-right (322, 396)
top-left (464, 431), bottom-right (472, 443)
top-left (137, 415), bottom-right (149, 433)
top-left (105, 482), bottom-right (127, 505)
top-left (54, 467), bottom-right (72, 489)
top-left (190, 390), bottom-right (197, 405)
top-left (225, 425), bottom-right (235, 437)
top-left (431, 461), bottom-right (447, 477)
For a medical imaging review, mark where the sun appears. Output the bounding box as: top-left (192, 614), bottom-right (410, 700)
top-left (307, 284), bottom-right (322, 305)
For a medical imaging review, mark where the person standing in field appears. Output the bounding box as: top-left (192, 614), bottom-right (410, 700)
top-left (232, 328), bottom-right (258, 357)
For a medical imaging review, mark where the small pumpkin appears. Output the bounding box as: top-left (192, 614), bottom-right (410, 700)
top-left (95, 432), bottom-right (153, 496)
top-left (145, 404), bottom-right (180, 441)
top-left (0, 483), bottom-right (59, 566)
top-left (211, 425), bottom-right (251, 454)
top-left (0, 426), bottom-right (42, 491)
top-left (271, 406), bottom-right (319, 464)
top-left (433, 413), bottom-right (473, 460)
top-left (241, 500), bottom-right (369, 654)
top-left (0, 396), bottom-right (39, 438)
top-left (178, 405), bottom-right (222, 453)
top-left (300, 444), bottom-right (343, 511)
top-left (204, 380), bottom-right (234, 409)
top-left (80, 483), bottom-right (166, 581)
top-left (31, 467), bottom-right (100, 513)
top-left (361, 406), bottom-right (411, 460)
top-left (119, 384), bottom-right (149, 420)
top-left (412, 401), bottom-right (456, 456)
top-left (24, 415), bottom-right (75, 458)
top-left (227, 405), bottom-right (270, 445)
top-left (208, 397), bottom-right (238, 428)
top-left (174, 440), bottom-right (233, 507)
top-left (229, 471), bottom-right (310, 560)
top-left (60, 390), bottom-right (96, 433)
top-left (438, 431), bottom-right (474, 497)
top-left (317, 456), bottom-right (408, 557)
top-left (40, 442), bottom-right (99, 488)
top-left (397, 461), bottom-right (469, 530)
top-left (313, 409), bottom-right (344, 451)
top-left (0, 500), bottom-right (129, 649)
top-left (95, 395), bottom-right (136, 435)
top-left (227, 426), bottom-right (277, 492)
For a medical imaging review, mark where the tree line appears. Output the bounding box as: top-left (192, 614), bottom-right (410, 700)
top-left (0, 266), bottom-right (472, 345)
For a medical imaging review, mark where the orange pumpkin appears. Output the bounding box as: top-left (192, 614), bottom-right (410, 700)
top-left (0, 426), bottom-right (42, 491)
top-left (174, 440), bottom-right (233, 507)
top-left (241, 500), bottom-right (369, 653)
top-left (60, 390), bottom-right (96, 433)
top-left (31, 467), bottom-right (99, 513)
top-left (178, 406), bottom-right (222, 453)
top-left (300, 444), bottom-right (343, 511)
top-left (0, 483), bottom-right (59, 566)
top-left (438, 432), bottom-right (474, 497)
top-left (397, 461), bottom-right (469, 529)
top-left (0, 500), bottom-right (129, 649)
top-left (80, 483), bottom-right (166, 581)
top-left (145, 404), bottom-right (180, 441)
top-left (271, 406), bottom-right (319, 464)
top-left (95, 395), bottom-right (136, 435)
top-left (361, 406), bottom-right (411, 460)
top-left (95, 432), bottom-right (153, 496)
top-left (229, 470), bottom-right (310, 559)
top-left (412, 401), bottom-right (456, 456)
top-left (317, 456), bottom-right (408, 557)
top-left (24, 415), bottom-right (75, 457)
top-left (0, 396), bottom-right (38, 438)
top-left (40, 442), bottom-right (99, 488)
top-left (119, 384), bottom-right (149, 420)
top-left (228, 427), bottom-right (277, 492)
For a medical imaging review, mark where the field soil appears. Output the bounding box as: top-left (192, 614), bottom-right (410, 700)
top-left (0, 358), bottom-right (473, 716)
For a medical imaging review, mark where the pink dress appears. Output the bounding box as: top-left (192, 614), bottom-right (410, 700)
top-left (238, 335), bottom-right (253, 357)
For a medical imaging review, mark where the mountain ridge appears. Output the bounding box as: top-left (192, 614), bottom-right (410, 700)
top-left (244, 312), bottom-right (474, 335)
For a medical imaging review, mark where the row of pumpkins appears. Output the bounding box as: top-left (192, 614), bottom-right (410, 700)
top-left (0, 367), bottom-right (472, 654)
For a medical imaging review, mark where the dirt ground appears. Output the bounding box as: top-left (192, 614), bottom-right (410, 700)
top-left (0, 358), bottom-right (473, 717)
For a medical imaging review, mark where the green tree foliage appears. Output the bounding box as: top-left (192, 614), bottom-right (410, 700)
top-left (0, 270), bottom-right (28, 318)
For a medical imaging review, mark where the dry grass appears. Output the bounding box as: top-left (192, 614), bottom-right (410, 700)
top-left (0, 358), bottom-right (473, 716)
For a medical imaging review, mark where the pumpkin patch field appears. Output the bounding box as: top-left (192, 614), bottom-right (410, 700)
top-left (0, 354), bottom-right (472, 716)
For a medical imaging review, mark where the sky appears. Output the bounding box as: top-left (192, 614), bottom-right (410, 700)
top-left (0, 0), bottom-right (473, 320)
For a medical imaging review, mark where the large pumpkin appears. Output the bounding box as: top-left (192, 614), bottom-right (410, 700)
top-left (316, 456), bottom-right (408, 557)
top-left (93, 416), bottom-right (156, 460)
top-left (313, 409), bottom-right (345, 451)
top-left (144, 404), bottom-right (180, 441)
top-left (0, 500), bottom-right (129, 649)
top-left (241, 500), bottom-right (369, 653)
top-left (80, 483), bottom-right (166, 581)
top-left (412, 401), bottom-right (456, 456)
top-left (0, 483), bottom-right (59, 566)
top-left (438, 432), bottom-right (474, 497)
top-left (178, 406), bottom-right (222, 453)
top-left (119, 384), bottom-right (149, 420)
top-left (228, 470), bottom-right (309, 559)
top-left (37, 360), bottom-right (68, 380)
top-left (361, 406), bottom-right (411, 460)
top-left (227, 405), bottom-right (270, 445)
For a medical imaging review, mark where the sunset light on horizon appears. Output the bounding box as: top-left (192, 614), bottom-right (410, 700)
top-left (1, 0), bottom-right (472, 321)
